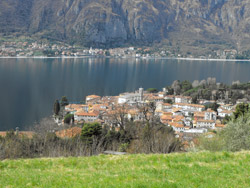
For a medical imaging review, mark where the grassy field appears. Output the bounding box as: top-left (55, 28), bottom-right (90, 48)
top-left (1, 151), bottom-right (250, 188)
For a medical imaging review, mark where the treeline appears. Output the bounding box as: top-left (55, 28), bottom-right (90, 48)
top-left (0, 118), bottom-right (182, 160)
top-left (165, 78), bottom-right (250, 104)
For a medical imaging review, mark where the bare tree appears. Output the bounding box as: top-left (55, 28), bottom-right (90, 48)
top-left (106, 104), bottom-right (129, 130)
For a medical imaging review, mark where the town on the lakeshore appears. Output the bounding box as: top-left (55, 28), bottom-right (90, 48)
top-left (55, 86), bottom-right (240, 140)
top-left (0, 40), bottom-right (241, 59)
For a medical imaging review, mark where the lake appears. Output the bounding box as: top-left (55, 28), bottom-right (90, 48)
top-left (0, 57), bottom-right (250, 130)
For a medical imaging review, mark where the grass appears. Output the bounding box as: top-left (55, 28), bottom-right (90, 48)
top-left (1, 151), bottom-right (250, 187)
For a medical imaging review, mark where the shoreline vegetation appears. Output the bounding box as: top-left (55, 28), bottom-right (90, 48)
top-left (1, 56), bottom-right (250, 62)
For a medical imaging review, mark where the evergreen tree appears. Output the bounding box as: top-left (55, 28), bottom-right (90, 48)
top-left (53, 100), bottom-right (60, 115)
top-left (61, 96), bottom-right (69, 106)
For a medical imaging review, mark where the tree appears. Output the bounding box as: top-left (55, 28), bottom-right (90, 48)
top-left (137, 102), bottom-right (157, 123)
top-left (106, 105), bottom-right (128, 130)
top-left (205, 103), bottom-right (219, 111)
top-left (64, 114), bottom-right (74, 124)
top-left (171, 80), bottom-right (181, 95)
top-left (147, 88), bottom-right (158, 93)
top-left (222, 112), bottom-right (250, 151)
top-left (81, 122), bottom-right (102, 144)
top-left (105, 50), bottom-right (110, 56)
top-left (181, 80), bottom-right (192, 92)
top-left (222, 115), bottom-right (231, 124)
top-left (233, 103), bottom-right (249, 119)
top-left (164, 99), bottom-right (173, 104)
top-left (61, 96), bottom-right (69, 106)
top-left (43, 50), bottom-right (55, 57)
top-left (53, 100), bottom-right (60, 115)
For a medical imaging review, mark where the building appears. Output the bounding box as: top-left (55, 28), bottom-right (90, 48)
top-left (168, 122), bottom-right (185, 132)
top-left (204, 109), bottom-right (217, 120)
top-left (218, 110), bottom-right (233, 118)
top-left (196, 119), bottom-right (215, 128)
top-left (118, 88), bottom-right (144, 104)
top-left (173, 103), bottom-right (205, 112)
top-left (86, 95), bottom-right (101, 103)
top-left (65, 104), bottom-right (89, 114)
top-left (162, 103), bottom-right (172, 112)
top-left (74, 111), bottom-right (99, 122)
top-left (175, 96), bottom-right (192, 104)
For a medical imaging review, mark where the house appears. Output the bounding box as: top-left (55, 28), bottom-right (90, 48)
top-left (164, 95), bottom-right (175, 102)
top-left (172, 108), bottom-right (183, 116)
top-left (160, 115), bottom-right (173, 124)
top-left (162, 103), bottom-right (172, 112)
top-left (183, 128), bottom-right (207, 134)
top-left (65, 104), bottom-right (89, 114)
top-left (174, 96), bottom-right (192, 104)
top-left (173, 103), bottom-right (205, 112)
top-left (220, 104), bottom-right (234, 111)
top-left (218, 110), bottom-right (233, 118)
top-left (86, 95), bottom-right (101, 103)
top-left (172, 115), bottom-right (185, 124)
top-left (194, 112), bottom-right (205, 121)
top-left (118, 88), bottom-right (144, 104)
top-left (196, 119), bottom-right (216, 128)
top-left (168, 122), bottom-right (185, 132)
top-left (215, 124), bottom-right (226, 129)
top-left (204, 108), bottom-right (217, 120)
top-left (158, 92), bottom-right (166, 98)
top-left (74, 110), bottom-right (99, 122)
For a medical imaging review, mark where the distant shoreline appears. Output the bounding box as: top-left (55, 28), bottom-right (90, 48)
top-left (0, 56), bottom-right (250, 62)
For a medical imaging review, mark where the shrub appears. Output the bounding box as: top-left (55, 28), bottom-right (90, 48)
top-left (64, 114), bottom-right (74, 124)
top-left (222, 112), bottom-right (250, 151)
top-left (81, 122), bottom-right (102, 144)
top-left (147, 88), bottom-right (158, 93)
top-left (198, 133), bottom-right (225, 152)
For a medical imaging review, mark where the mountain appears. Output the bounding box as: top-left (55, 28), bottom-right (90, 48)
top-left (1, 0), bottom-right (250, 53)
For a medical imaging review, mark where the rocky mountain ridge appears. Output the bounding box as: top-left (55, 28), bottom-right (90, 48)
top-left (1, 0), bottom-right (250, 54)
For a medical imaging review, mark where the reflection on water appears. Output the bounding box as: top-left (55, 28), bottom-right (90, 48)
top-left (0, 58), bottom-right (250, 130)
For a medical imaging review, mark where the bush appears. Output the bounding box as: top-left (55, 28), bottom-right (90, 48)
top-left (199, 110), bottom-right (250, 152)
top-left (81, 122), bottom-right (102, 144)
top-left (222, 112), bottom-right (250, 151)
top-left (147, 88), bottom-right (158, 93)
top-left (119, 143), bottom-right (129, 152)
top-left (198, 133), bottom-right (225, 152)
top-left (64, 114), bottom-right (74, 124)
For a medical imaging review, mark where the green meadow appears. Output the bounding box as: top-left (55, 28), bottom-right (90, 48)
top-left (1, 151), bottom-right (250, 188)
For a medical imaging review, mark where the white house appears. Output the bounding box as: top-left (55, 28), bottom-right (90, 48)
top-left (74, 111), bottom-right (99, 122)
top-left (196, 120), bottom-right (215, 128)
top-left (86, 95), bottom-right (101, 103)
top-left (204, 109), bottom-right (217, 120)
top-left (218, 110), bottom-right (233, 118)
top-left (168, 122), bottom-right (185, 132)
top-left (162, 103), bottom-right (172, 112)
top-left (173, 103), bottom-right (205, 112)
top-left (118, 88), bottom-right (144, 104)
top-left (174, 96), bottom-right (192, 104)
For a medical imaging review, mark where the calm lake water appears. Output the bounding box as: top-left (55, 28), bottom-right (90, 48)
top-left (0, 57), bottom-right (250, 130)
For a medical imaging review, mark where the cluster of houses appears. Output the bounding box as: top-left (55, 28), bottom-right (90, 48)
top-left (59, 88), bottom-right (235, 134)
top-left (0, 41), bottom-right (87, 57)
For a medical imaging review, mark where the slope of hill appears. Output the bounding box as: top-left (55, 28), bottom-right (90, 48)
top-left (1, 0), bottom-right (250, 55)
top-left (1, 151), bottom-right (250, 187)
